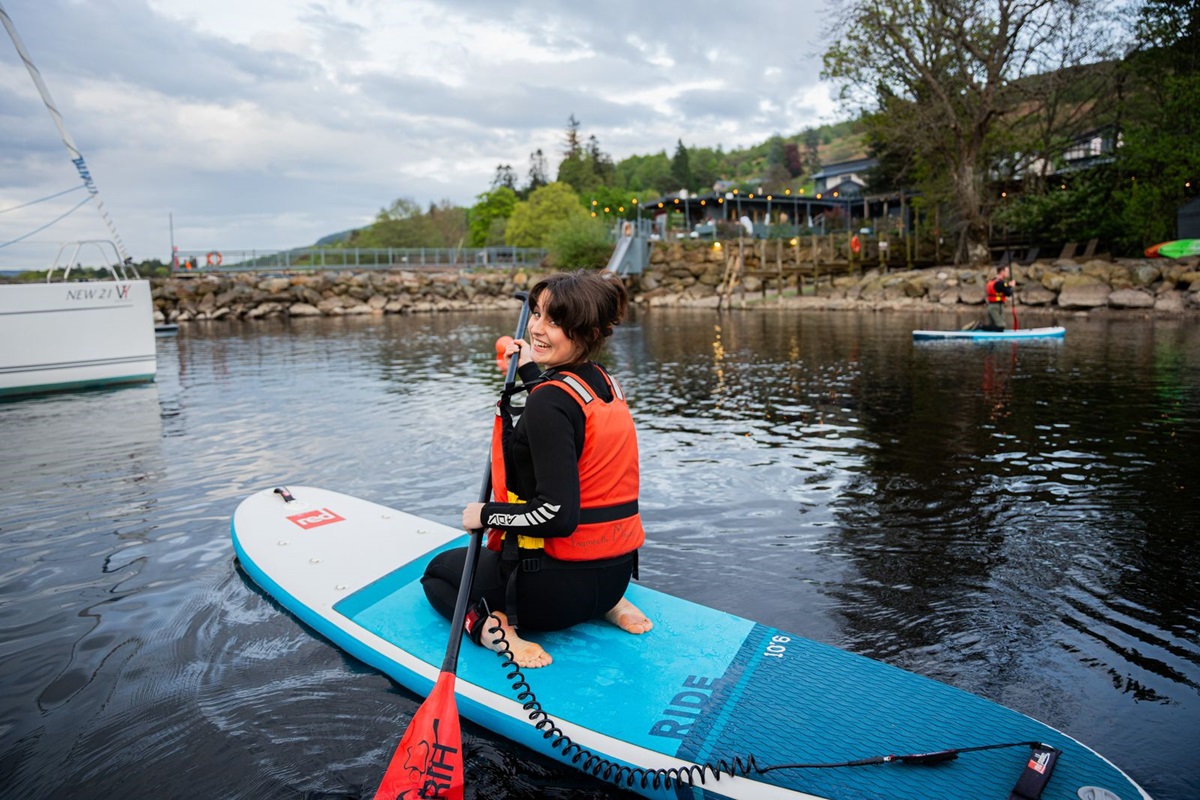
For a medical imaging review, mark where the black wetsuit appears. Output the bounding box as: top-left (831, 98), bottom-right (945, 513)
top-left (421, 361), bottom-right (636, 631)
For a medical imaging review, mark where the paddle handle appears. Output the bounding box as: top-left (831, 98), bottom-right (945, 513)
top-left (440, 291), bottom-right (531, 673)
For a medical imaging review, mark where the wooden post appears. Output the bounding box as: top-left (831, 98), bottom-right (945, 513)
top-left (775, 238), bottom-right (783, 298)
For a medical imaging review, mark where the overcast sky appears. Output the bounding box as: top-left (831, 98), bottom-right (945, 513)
top-left (1, 0), bottom-right (841, 265)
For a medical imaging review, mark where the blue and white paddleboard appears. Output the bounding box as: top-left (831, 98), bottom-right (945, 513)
top-left (913, 326), bottom-right (1066, 341)
top-left (231, 486), bottom-right (1150, 800)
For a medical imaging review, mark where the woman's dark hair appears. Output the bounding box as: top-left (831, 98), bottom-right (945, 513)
top-left (527, 270), bottom-right (628, 363)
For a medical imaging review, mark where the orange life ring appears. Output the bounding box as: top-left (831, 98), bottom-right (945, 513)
top-left (850, 235), bottom-right (862, 255)
top-left (206, 251), bottom-right (223, 267)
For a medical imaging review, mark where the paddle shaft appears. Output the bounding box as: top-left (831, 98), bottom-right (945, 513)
top-left (1010, 272), bottom-right (1019, 330)
top-left (440, 291), bottom-right (530, 674)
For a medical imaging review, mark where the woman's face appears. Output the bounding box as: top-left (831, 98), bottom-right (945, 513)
top-left (527, 291), bottom-right (581, 368)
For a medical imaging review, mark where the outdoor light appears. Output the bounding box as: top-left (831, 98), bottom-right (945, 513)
top-left (713, 242), bottom-right (722, 250)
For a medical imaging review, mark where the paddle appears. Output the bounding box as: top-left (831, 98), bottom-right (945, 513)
top-left (1010, 270), bottom-right (1019, 331)
top-left (374, 291), bottom-right (531, 800)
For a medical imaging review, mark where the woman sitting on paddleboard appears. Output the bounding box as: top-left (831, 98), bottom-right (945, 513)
top-left (421, 270), bottom-right (652, 668)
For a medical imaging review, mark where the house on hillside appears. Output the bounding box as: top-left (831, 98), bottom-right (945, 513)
top-left (810, 157), bottom-right (876, 197)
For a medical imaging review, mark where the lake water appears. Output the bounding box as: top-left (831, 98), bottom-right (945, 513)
top-left (1, 308), bottom-right (1197, 800)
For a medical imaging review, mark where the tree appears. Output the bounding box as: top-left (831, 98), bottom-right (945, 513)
top-left (1113, 0), bottom-right (1200, 248)
top-left (526, 149), bottom-right (549, 195)
top-left (804, 129), bottom-right (822, 176)
top-left (783, 142), bottom-right (804, 178)
top-left (491, 164), bottom-right (517, 191)
top-left (670, 139), bottom-right (692, 192)
top-left (545, 214), bottom-right (613, 269)
top-left (615, 151), bottom-right (671, 194)
top-left (346, 197), bottom-right (442, 247)
top-left (467, 186), bottom-right (517, 247)
top-left (562, 113), bottom-right (583, 161)
top-left (505, 182), bottom-right (589, 248)
top-left (426, 200), bottom-right (468, 248)
top-left (823, 0), bottom-right (1118, 264)
top-left (556, 117), bottom-right (616, 196)
top-left (587, 135), bottom-right (616, 186)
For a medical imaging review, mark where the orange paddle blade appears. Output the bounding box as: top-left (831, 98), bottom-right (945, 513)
top-left (494, 336), bottom-right (514, 372)
top-left (374, 672), bottom-right (464, 800)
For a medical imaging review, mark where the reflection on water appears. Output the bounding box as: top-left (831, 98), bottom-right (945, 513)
top-left (0, 310), bottom-right (1196, 799)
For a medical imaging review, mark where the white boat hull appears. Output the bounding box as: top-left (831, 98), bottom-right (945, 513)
top-left (0, 280), bottom-right (157, 397)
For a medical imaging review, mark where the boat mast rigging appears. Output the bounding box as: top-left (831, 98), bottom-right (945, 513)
top-left (1, 1), bottom-right (131, 262)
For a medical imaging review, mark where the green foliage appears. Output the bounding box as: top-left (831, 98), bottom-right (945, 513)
top-left (505, 182), bottom-right (589, 248)
top-left (615, 151), bottom-right (670, 194)
top-left (545, 214), bottom-right (613, 269)
top-left (467, 187), bottom-right (518, 247)
top-left (670, 139), bottom-right (692, 191)
top-left (345, 197), bottom-right (467, 248)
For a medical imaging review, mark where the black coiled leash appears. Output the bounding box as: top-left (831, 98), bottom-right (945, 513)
top-left (481, 613), bottom-right (1062, 796)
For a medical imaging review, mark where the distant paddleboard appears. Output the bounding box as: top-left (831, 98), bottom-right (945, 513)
top-left (1144, 239), bottom-right (1200, 259)
top-left (232, 485), bottom-right (1148, 800)
top-left (913, 326), bottom-right (1066, 341)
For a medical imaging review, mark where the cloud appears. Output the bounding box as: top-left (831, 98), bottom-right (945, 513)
top-left (1, 0), bottom-right (840, 264)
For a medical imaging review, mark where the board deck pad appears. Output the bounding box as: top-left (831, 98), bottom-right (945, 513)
top-left (232, 486), bottom-right (1150, 800)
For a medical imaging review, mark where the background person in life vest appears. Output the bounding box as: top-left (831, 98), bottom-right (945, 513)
top-left (983, 265), bottom-right (1015, 331)
top-left (421, 270), bottom-right (652, 669)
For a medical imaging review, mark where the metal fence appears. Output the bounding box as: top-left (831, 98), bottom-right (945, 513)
top-left (173, 246), bottom-right (548, 273)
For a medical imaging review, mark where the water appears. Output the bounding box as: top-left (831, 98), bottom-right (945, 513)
top-left (1, 309), bottom-right (1197, 800)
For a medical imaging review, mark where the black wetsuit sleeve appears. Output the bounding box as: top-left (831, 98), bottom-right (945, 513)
top-left (480, 380), bottom-right (584, 539)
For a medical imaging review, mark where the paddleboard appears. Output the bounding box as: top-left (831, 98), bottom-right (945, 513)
top-left (1144, 239), bottom-right (1200, 259)
top-left (231, 485), bottom-right (1150, 800)
top-left (913, 326), bottom-right (1066, 341)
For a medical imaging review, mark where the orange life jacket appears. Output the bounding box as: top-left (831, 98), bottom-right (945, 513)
top-left (986, 277), bottom-right (1009, 304)
top-left (486, 366), bottom-right (644, 561)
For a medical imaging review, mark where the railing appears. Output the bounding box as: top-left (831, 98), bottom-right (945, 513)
top-left (172, 246), bottom-right (548, 273)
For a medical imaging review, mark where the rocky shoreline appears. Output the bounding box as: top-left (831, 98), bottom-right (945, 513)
top-left (148, 246), bottom-right (1200, 323)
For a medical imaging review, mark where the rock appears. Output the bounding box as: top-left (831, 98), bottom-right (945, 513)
top-left (1154, 291), bottom-right (1186, 313)
top-left (1107, 289), bottom-right (1155, 309)
top-left (1018, 285), bottom-right (1056, 306)
top-left (1057, 275), bottom-right (1110, 309)
top-left (289, 303), bottom-right (322, 317)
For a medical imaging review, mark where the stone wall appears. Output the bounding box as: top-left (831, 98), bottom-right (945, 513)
top-left (150, 245), bottom-right (1200, 323)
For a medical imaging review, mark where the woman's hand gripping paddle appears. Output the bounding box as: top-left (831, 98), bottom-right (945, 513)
top-left (374, 292), bottom-right (531, 800)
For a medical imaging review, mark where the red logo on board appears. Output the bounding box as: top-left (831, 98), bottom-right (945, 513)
top-left (286, 508), bottom-right (345, 530)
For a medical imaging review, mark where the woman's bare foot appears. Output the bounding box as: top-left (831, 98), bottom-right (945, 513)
top-left (480, 610), bottom-right (552, 668)
top-left (604, 596), bottom-right (653, 634)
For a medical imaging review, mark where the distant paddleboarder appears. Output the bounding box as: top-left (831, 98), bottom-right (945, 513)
top-left (422, 270), bottom-right (652, 668)
top-left (982, 264), bottom-right (1014, 331)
